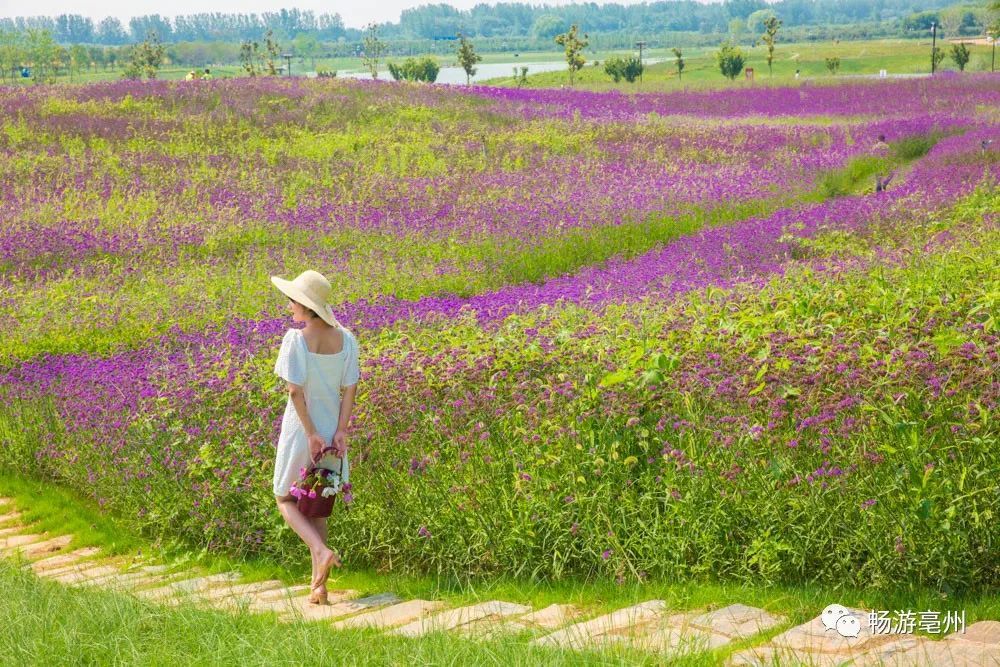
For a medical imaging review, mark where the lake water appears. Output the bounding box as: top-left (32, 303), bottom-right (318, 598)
top-left (331, 58), bottom-right (666, 85)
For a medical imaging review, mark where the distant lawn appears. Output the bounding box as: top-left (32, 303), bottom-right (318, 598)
top-left (483, 38), bottom-right (997, 90)
top-left (4, 37), bottom-right (993, 87)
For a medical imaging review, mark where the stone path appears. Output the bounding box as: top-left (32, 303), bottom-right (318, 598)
top-left (1, 497), bottom-right (997, 665)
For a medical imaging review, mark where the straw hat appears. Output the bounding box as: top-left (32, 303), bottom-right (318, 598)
top-left (270, 270), bottom-right (338, 327)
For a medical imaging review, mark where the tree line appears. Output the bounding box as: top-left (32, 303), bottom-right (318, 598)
top-left (0, 0), bottom-right (985, 47)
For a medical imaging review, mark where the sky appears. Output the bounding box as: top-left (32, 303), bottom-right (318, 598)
top-left (0, 0), bottom-right (691, 29)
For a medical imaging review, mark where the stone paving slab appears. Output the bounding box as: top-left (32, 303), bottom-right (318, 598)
top-left (13, 534), bottom-right (73, 559)
top-left (196, 580), bottom-right (285, 604)
top-left (81, 565), bottom-right (173, 590)
top-left (331, 599), bottom-right (446, 630)
top-left (0, 526), bottom-right (24, 537)
top-left (948, 621), bottom-right (1000, 646)
top-left (468, 604), bottom-right (585, 639)
top-left (287, 592), bottom-right (401, 623)
top-left (253, 584), bottom-right (310, 603)
top-left (768, 607), bottom-right (905, 655)
top-left (508, 604), bottom-right (583, 631)
top-left (35, 556), bottom-right (122, 579)
top-left (250, 588), bottom-right (356, 615)
top-left (690, 603), bottom-right (786, 640)
top-left (850, 635), bottom-right (1000, 667)
top-left (0, 510), bottom-right (23, 523)
top-left (51, 563), bottom-right (126, 585)
top-left (611, 613), bottom-right (732, 655)
top-left (532, 600), bottom-right (668, 650)
top-left (274, 590), bottom-right (365, 620)
top-left (0, 533), bottom-right (47, 551)
top-left (848, 636), bottom-right (934, 666)
top-left (30, 547), bottom-right (102, 573)
top-left (136, 572), bottom-right (241, 601)
top-left (392, 600), bottom-right (532, 638)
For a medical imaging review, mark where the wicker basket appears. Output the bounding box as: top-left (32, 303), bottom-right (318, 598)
top-left (297, 491), bottom-right (336, 518)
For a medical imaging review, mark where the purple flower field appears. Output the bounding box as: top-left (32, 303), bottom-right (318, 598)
top-left (0, 76), bottom-right (997, 587)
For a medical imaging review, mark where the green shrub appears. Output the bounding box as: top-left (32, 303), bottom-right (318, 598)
top-left (388, 57), bottom-right (440, 83)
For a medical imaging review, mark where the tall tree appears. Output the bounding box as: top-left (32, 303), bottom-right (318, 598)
top-left (361, 23), bottom-right (386, 79)
top-left (554, 23), bottom-right (588, 85)
top-left (761, 15), bottom-right (782, 77)
top-left (123, 30), bottom-right (165, 80)
top-left (672, 47), bottom-right (685, 80)
top-left (25, 28), bottom-right (58, 82)
top-left (455, 32), bottom-right (482, 85)
top-left (0, 30), bottom-right (24, 83)
top-left (263, 29), bottom-right (281, 75)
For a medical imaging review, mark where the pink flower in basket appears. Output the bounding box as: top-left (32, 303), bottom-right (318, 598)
top-left (308, 489), bottom-right (318, 499)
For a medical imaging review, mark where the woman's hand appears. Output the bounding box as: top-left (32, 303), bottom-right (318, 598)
top-left (333, 430), bottom-right (348, 458)
top-left (308, 433), bottom-right (327, 462)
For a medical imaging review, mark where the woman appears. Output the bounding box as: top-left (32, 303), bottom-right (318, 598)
top-left (270, 269), bottom-right (360, 605)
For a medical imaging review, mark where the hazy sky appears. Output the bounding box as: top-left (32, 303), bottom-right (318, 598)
top-left (0, 0), bottom-right (672, 29)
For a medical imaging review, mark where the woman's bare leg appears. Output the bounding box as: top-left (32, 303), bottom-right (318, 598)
top-left (275, 496), bottom-right (336, 586)
top-left (275, 496), bottom-right (324, 550)
top-left (308, 517), bottom-right (341, 579)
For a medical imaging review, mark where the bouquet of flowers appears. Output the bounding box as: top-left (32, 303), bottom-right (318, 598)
top-left (290, 449), bottom-right (351, 517)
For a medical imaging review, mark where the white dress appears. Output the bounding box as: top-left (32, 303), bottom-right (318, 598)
top-left (272, 326), bottom-right (360, 497)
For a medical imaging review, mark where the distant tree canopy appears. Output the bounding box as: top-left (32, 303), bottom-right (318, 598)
top-left (0, 0), bottom-right (969, 47)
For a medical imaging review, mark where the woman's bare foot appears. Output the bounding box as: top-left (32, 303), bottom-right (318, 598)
top-left (313, 547), bottom-right (341, 589)
top-left (307, 582), bottom-right (328, 605)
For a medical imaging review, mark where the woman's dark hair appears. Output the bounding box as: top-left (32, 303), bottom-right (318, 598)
top-left (289, 297), bottom-right (320, 319)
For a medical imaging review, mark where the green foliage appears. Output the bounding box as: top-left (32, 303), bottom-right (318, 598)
top-left (554, 24), bottom-right (589, 85)
top-left (716, 41), bottom-right (745, 80)
top-left (388, 56), bottom-right (441, 83)
top-left (949, 43), bottom-right (971, 71)
top-left (891, 133), bottom-right (938, 161)
top-left (123, 31), bottom-right (165, 80)
top-left (455, 33), bottom-right (482, 85)
top-left (825, 56), bottom-right (840, 74)
top-left (238, 30), bottom-right (280, 77)
top-left (672, 47), bottom-right (685, 80)
top-left (602, 55), bottom-right (643, 83)
top-left (817, 155), bottom-right (890, 197)
top-left (24, 28), bottom-right (60, 83)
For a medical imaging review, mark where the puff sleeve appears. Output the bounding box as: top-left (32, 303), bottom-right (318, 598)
top-left (342, 329), bottom-right (360, 388)
top-left (274, 329), bottom-right (307, 386)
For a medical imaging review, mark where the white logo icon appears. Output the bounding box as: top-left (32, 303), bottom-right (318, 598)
top-left (821, 604), bottom-right (849, 632)
top-left (822, 603), bottom-right (863, 638)
top-left (836, 615), bottom-right (861, 638)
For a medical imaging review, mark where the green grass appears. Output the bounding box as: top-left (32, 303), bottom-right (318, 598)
top-left (485, 38), bottom-right (997, 90)
top-left (0, 561), bottom-right (667, 666)
top-left (5, 38), bottom-right (994, 87)
top-left (2, 471), bottom-right (998, 665)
